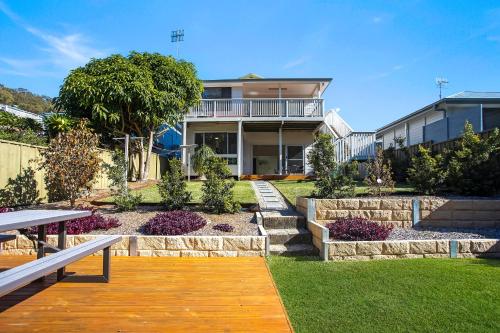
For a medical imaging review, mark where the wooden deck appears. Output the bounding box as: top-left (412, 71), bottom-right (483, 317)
top-left (0, 256), bottom-right (293, 332)
top-left (241, 174), bottom-right (313, 181)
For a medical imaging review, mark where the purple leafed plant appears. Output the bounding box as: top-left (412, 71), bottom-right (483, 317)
top-left (212, 223), bottom-right (234, 233)
top-left (144, 211), bottom-right (207, 235)
top-left (0, 207), bottom-right (13, 213)
top-left (326, 217), bottom-right (392, 241)
top-left (29, 206), bottom-right (121, 235)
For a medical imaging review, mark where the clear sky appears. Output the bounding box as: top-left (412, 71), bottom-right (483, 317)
top-left (1, 0), bottom-right (500, 130)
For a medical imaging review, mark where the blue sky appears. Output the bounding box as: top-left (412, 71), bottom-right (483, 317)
top-left (1, 0), bottom-right (500, 130)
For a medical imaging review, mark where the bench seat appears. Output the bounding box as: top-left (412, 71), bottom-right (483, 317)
top-left (0, 235), bottom-right (121, 297)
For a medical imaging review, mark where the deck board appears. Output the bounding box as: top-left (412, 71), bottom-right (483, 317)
top-left (0, 256), bottom-right (293, 332)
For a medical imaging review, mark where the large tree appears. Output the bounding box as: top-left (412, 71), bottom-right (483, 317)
top-left (56, 52), bottom-right (203, 181)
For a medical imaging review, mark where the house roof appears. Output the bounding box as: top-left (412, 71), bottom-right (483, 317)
top-left (202, 77), bottom-right (332, 84)
top-left (376, 91), bottom-right (500, 132)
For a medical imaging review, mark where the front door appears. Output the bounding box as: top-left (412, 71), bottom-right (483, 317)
top-left (286, 145), bottom-right (304, 174)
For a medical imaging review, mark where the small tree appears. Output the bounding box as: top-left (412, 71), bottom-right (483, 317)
top-left (364, 148), bottom-right (395, 197)
top-left (407, 145), bottom-right (444, 195)
top-left (201, 156), bottom-right (240, 214)
top-left (158, 158), bottom-right (191, 210)
top-left (40, 121), bottom-right (101, 207)
top-left (308, 133), bottom-right (357, 198)
top-left (192, 145), bottom-right (215, 178)
top-left (0, 166), bottom-right (41, 207)
top-left (444, 122), bottom-right (500, 195)
top-left (104, 149), bottom-right (142, 211)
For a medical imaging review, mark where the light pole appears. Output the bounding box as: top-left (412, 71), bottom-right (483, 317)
top-left (171, 29), bottom-right (184, 58)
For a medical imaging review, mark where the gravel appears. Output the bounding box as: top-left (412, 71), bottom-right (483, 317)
top-left (387, 227), bottom-right (500, 240)
top-left (88, 206), bottom-right (258, 236)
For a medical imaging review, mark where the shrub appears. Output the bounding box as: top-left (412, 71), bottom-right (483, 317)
top-left (143, 211), bottom-right (207, 235)
top-left (407, 145), bottom-right (444, 195)
top-left (443, 122), bottom-right (500, 196)
top-left (212, 223), bottom-right (234, 232)
top-left (384, 136), bottom-right (410, 182)
top-left (364, 147), bottom-right (395, 197)
top-left (326, 218), bottom-right (393, 241)
top-left (43, 113), bottom-right (75, 138)
top-left (29, 206), bottom-right (120, 234)
top-left (201, 156), bottom-right (240, 214)
top-left (0, 207), bottom-right (14, 213)
top-left (104, 149), bottom-right (142, 211)
top-left (0, 110), bottom-right (47, 145)
top-left (192, 145), bottom-right (215, 178)
top-left (308, 133), bottom-right (358, 198)
top-left (0, 166), bottom-right (41, 207)
top-left (158, 158), bottom-right (191, 210)
top-left (40, 120), bottom-right (101, 206)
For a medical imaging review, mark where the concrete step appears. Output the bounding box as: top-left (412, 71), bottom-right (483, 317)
top-left (262, 214), bottom-right (306, 229)
top-left (267, 228), bottom-right (312, 245)
top-left (269, 244), bottom-right (318, 256)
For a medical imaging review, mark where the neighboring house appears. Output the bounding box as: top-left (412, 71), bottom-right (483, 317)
top-left (180, 75), bottom-right (375, 178)
top-left (0, 104), bottom-right (44, 123)
top-left (376, 92), bottom-right (500, 149)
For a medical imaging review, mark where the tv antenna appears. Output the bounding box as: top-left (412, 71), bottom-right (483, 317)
top-left (435, 77), bottom-right (449, 99)
top-left (171, 29), bottom-right (184, 58)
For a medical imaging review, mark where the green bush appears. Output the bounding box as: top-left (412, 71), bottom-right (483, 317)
top-left (104, 149), bottom-right (142, 211)
top-left (443, 122), bottom-right (500, 196)
top-left (201, 156), bottom-right (240, 214)
top-left (407, 145), bottom-right (444, 195)
top-left (0, 110), bottom-right (47, 145)
top-left (0, 166), bottom-right (41, 207)
top-left (158, 158), bottom-right (191, 210)
top-left (43, 113), bottom-right (75, 138)
top-left (192, 145), bottom-right (215, 178)
top-left (308, 133), bottom-right (358, 198)
top-left (384, 136), bottom-right (409, 182)
top-left (364, 148), bottom-right (395, 197)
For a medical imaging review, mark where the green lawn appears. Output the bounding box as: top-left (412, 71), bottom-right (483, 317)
top-left (268, 257), bottom-right (500, 333)
top-left (271, 180), bottom-right (414, 206)
top-left (108, 180), bottom-right (257, 206)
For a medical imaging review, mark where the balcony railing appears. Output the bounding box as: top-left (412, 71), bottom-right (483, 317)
top-left (335, 132), bottom-right (376, 163)
top-left (187, 98), bottom-right (324, 118)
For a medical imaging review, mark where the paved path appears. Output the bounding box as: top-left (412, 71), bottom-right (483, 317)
top-left (0, 256), bottom-right (293, 333)
top-left (251, 181), bottom-right (290, 210)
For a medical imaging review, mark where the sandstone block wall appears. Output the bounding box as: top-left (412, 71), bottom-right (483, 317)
top-left (0, 235), bottom-right (266, 257)
top-left (315, 199), bottom-right (413, 228)
top-left (296, 197), bottom-right (308, 217)
top-left (327, 239), bottom-right (500, 261)
top-left (419, 199), bottom-right (500, 228)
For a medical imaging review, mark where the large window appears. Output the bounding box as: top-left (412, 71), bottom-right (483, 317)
top-left (194, 132), bottom-right (237, 164)
top-left (202, 87), bottom-right (232, 99)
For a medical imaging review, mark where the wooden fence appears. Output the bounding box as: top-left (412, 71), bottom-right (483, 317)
top-left (0, 139), bottom-right (165, 200)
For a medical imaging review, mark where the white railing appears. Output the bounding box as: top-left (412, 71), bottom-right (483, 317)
top-left (335, 132), bottom-right (376, 163)
top-left (188, 98), bottom-right (323, 118)
top-left (0, 104), bottom-right (43, 123)
top-left (324, 109), bottom-right (352, 138)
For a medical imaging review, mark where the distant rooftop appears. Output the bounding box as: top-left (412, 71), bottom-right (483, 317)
top-left (377, 91), bottom-right (500, 132)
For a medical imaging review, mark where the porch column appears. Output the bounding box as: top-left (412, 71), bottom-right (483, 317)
top-left (278, 127), bottom-right (283, 175)
top-left (237, 120), bottom-right (243, 180)
top-left (182, 121), bottom-right (187, 165)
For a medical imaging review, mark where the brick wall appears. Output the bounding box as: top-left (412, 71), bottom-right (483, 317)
top-left (0, 235), bottom-right (266, 257)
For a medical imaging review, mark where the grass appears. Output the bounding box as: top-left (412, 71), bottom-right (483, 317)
top-left (107, 180), bottom-right (257, 206)
top-left (268, 257), bottom-right (500, 333)
top-left (270, 180), bottom-right (414, 207)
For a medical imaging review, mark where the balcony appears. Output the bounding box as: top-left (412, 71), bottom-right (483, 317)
top-left (187, 98), bottom-right (324, 119)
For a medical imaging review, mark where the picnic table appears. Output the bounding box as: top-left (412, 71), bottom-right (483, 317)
top-left (0, 210), bottom-right (121, 297)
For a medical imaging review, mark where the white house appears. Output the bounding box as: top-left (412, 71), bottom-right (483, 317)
top-left (181, 75), bottom-right (375, 179)
top-left (376, 92), bottom-right (500, 149)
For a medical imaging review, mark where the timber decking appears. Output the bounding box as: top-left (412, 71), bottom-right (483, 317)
top-left (0, 256), bottom-right (293, 333)
top-left (241, 174), bottom-right (312, 181)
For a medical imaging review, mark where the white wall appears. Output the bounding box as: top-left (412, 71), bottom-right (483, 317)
top-left (407, 115), bottom-right (425, 146)
top-left (231, 87), bottom-right (243, 99)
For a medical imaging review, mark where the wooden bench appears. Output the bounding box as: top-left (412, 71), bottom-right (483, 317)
top-left (0, 235), bottom-right (121, 297)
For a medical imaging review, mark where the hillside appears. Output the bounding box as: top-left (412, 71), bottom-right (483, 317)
top-left (0, 84), bottom-right (54, 114)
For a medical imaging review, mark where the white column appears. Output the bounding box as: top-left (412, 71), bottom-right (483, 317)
top-left (237, 120), bottom-right (242, 180)
top-left (182, 121), bottom-right (187, 165)
top-left (278, 127), bottom-right (283, 175)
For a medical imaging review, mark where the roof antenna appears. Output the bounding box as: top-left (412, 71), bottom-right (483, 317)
top-left (435, 77), bottom-right (449, 99)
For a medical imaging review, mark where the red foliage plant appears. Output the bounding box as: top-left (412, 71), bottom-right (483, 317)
top-left (212, 223), bottom-right (234, 233)
top-left (29, 206), bottom-right (120, 235)
top-left (0, 207), bottom-right (14, 213)
top-left (326, 217), bottom-right (392, 241)
top-left (143, 211), bottom-right (207, 235)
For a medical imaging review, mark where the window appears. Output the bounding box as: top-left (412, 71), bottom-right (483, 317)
top-left (202, 87), bottom-right (232, 99)
top-left (194, 132), bottom-right (238, 161)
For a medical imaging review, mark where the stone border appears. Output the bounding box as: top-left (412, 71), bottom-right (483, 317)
top-left (0, 234), bottom-right (267, 258)
top-left (326, 239), bottom-right (500, 261)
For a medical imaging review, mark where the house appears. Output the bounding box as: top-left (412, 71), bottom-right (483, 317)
top-left (180, 75), bottom-right (376, 179)
top-left (376, 92), bottom-right (500, 149)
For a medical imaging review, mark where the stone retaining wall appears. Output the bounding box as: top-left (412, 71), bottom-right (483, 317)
top-left (0, 235), bottom-right (266, 257)
top-left (298, 197), bottom-right (500, 229)
top-left (327, 239), bottom-right (500, 261)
